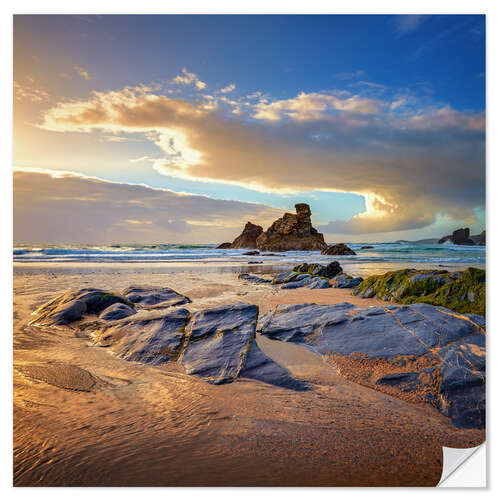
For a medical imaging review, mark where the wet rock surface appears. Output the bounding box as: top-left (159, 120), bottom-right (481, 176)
top-left (99, 303), bottom-right (136, 321)
top-left (121, 286), bottom-right (190, 309)
top-left (332, 274), bottom-right (363, 289)
top-left (259, 302), bottom-right (485, 428)
top-left (238, 273), bottom-right (272, 284)
top-left (92, 308), bottom-right (192, 364)
top-left (29, 288), bottom-right (131, 326)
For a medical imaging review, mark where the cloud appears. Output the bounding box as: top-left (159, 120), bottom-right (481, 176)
top-left (335, 70), bottom-right (365, 80)
top-left (13, 169), bottom-right (283, 244)
top-left (252, 91), bottom-right (384, 121)
top-left (74, 65), bottom-right (92, 80)
top-left (393, 15), bottom-right (429, 37)
top-left (38, 84), bottom-right (485, 234)
top-left (351, 81), bottom-right (386, 90)
top-left (14, 81), bottom-right (50, 103)
top-left (171, 68), bottom-right (206, 90)
top-left (219, 84), bottom-right (236, 93)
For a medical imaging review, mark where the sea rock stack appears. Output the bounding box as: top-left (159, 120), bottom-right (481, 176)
top-left (438, 227), bottom-right (475, 246)
top-left (255, 203), bottom-right (327, 251)
top-left (229, 222), bottom-right (264, 249)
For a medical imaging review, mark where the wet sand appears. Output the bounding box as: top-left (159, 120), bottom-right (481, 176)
top-left (13, 265), bottom-right (485, 486)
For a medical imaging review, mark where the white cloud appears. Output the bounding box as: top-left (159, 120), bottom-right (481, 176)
top-left (220, 83), bottom-right (236, 93)
top-left (171, 68), bottom-right (206, 90)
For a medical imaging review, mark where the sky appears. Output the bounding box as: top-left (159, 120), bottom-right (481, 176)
top-left (13, 14), bottom-right (485, 244)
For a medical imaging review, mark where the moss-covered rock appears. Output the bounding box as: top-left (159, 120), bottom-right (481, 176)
top-left (353, 267), bottom-right (485, 315)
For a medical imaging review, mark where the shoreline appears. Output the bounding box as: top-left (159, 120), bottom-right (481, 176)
top-left (13, 263), bottom-right (485, 486)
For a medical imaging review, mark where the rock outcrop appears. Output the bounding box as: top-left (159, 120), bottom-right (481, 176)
top-left (29, 286), bottom-right (190, 326)
top-left (255, 204), bottom-right (327, 251)
top-left (292, 261), bottom-right (343, 279)
top-left (120, 286), bottom-right (190, 309)
top-left (438, 228), bottom-right (475, 245)
top-left (259, 302), bottom-right (485, 428)
top-left (471, 230), bottom-right (486, 246)
top-left (29, 288), bottom-right (132, 326)
top-left (353, 268), bottom-right (485, 316)
top-left (230, 222), bottom-right (263, 249)
top-left (322, 243), bottom-right (356, 255)
top-left (216, 242), bottom-right (232, 249)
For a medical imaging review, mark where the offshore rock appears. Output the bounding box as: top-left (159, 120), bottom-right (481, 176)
top-left (255, 204), bottom-right (327, 251)
top-left (230, 222), bottom-right (263, 249)
top-left (438, 227), bottom-right (475, 246)
top-left (321, 243), bottom-right (356, 256)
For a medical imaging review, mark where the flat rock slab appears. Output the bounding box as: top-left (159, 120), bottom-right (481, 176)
top-left (259, 302), bottom-right (485, 428)
top-left (92, 308), bottom-right (191, 364)
top-left (16, 363), bottom-right (98, 392)
top-left (179, 302), bottom-right (258, 384)
top-left (30, 289), bottom-right (131, 326)
top-left (120, 286), bottom-right (190, 309)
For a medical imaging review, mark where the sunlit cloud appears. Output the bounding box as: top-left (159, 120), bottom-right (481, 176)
top-left (171, 68), bottom-right (206, 90)
top-left (219, 83), bottom-right (236, 93)
top-left (74, 65), bottom-right (92, 80)
top-left (37, 83), bottom-right (485, 234)
top-left (14, 81), bottom-right (50, 103)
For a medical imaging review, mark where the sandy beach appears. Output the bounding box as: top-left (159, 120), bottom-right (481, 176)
top-left (13, 263), bottom-right (485, 486)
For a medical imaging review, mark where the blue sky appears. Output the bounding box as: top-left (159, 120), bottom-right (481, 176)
top-left (14, 15), bottom-right (485, 243)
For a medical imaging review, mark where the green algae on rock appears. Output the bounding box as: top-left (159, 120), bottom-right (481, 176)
top-left (352, 267), bottom-right (485, 316)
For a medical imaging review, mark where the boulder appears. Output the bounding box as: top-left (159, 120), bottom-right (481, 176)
top-left (321, 243), bottom-right (356, 256)
top-left (438, 227), bottom-right (475, 245)
top-left (92, 308), bottom-right (191, 364)
top-left (29, 288), bottom-right (131, 326)
top-left (255, 204), bottom-right (327, 251)
top-left (230, 222), bottom-right (263, 249)
top-left (361, 245), bottom-right (374, 249)
top-left (259, 302), bottom-right (485, 428)
top-left (353, 267), bottom-right (485, 316)
top-left (99, 303), bottom-right (136, 321)
top-left (217, 242), bottom-right (232, 249)
top-left (243, 250), bottom-right (260, 256)
top-left (332, 275), bottom-right (363, 288)
top-left (120, 286), bottom-right (190, 309)
top-left (292, 261), bottom-right (342, 279)
top-left (238, 273), bottom-right (272, 284)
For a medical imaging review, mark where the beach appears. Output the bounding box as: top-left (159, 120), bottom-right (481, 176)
top-left (14, 261), bottom-right (485, 486)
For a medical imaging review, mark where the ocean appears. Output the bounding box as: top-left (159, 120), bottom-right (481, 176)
top-left (13, 241), bottom-right (485, 273)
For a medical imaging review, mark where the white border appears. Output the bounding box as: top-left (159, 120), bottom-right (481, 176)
top-left (2, 0), bottom-right (497, 497)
